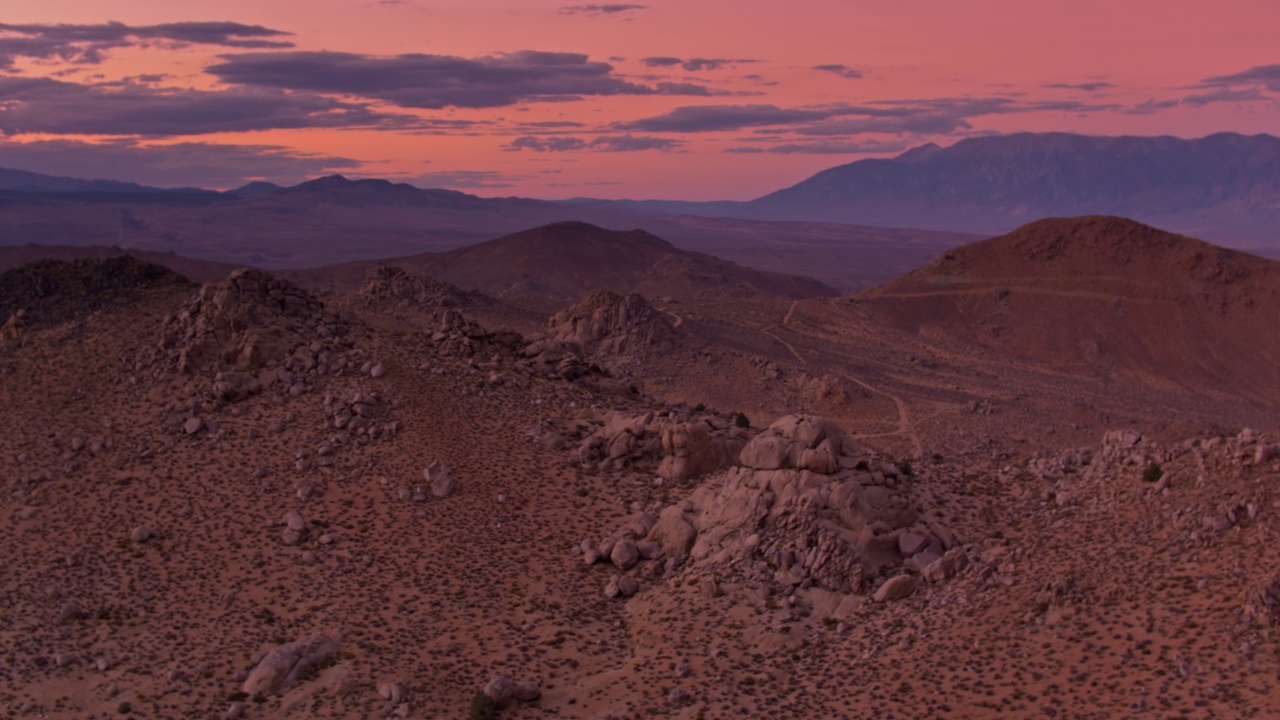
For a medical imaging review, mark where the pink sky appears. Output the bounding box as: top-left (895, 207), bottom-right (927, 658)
top-left (1, 0), bottom-right (1277, 198)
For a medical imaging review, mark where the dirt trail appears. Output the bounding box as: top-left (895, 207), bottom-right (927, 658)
top-left (842, 373), bottom-right (924, 459)
top-left (760, 300), bottom-right (923, 458)
top-left (868, 285), bottom-right (1161, 303)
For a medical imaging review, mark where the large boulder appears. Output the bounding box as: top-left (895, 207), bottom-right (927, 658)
top-left (242, 634), bottom-right (340, 696)
top-left (738, 415), bottom-right (846, 474)
top-left (657, 422), bottom-right (743, 481)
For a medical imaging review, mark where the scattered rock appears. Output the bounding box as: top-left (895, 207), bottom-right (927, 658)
top-left (425, 462), bottom-right (456, 498)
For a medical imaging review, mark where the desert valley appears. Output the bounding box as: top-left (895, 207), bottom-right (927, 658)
top-left (2, 203), bottom-right (1279, 719)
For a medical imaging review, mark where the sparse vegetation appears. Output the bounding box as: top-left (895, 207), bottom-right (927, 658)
top-left (469, 691), bottom-right (497, 720)
top-left (734, 412), bottom-right (750, 429)
top-left (1142, 461), bottom-right (1164, 483)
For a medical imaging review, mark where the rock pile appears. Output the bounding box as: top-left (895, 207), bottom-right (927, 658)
top-left (592, 415), bottom-right (962, 598)
top-left (354, 266), bottom-right (476, 309)
top-left (429, 308), bottom-right (523, 359)
top-left (538, 406), bottom-right (748, 480)
top-left (518, 290), bottom-right (677, 379)
top-left (323, 390), bottom-right (398, 439)
top-left (152, 269), bottom-right (367, 401)
top-left (545, 290), bottom-right (675, 357)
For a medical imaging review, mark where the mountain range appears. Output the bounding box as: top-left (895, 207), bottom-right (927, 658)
top-left (1, 131), bottom-right (1278, 289)
top-left (579, 132), bottom-right (1280, 250)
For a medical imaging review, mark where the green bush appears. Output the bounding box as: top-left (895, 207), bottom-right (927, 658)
top-left (1142, 462), bottom-right (1164, 483)
top-left (469, 692), bottom-right (497, 720)
top-left (734, 412), bottom-right (750, 429)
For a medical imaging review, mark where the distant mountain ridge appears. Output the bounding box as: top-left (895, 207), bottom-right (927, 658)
top-left (562, 132), bottom-right (1280, 251)
top-left (0, 167), bottom-right (209, 196)
top-left (747, 132), bottom-right (1280, 242)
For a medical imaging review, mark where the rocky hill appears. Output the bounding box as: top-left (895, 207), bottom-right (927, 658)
top-left (0, 256), bottom-right (192, 331)
top-left (293, 221), bottom-right (836, 311)
top-left (859, 216), bottom-right (1280, 406)
top-left (1, 238), bottom-right (1279, 720)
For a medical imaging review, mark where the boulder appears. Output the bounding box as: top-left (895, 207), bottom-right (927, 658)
top-left (242, 633), bottom-right (340, 695)
top-left (610, 539), bottom-right (639, 570)
top-left (483, 676), bottom-right (515, 710)
top-left (874, 574), bottom-right (917, 603)
top-left (513, 679), bottom-right (542, 702)
top-left (657, 422), bottom-right (742, 480)
top-left (738, 415), bottom-right (846, 474)
top-left (923, 547), bottom-right (970, 583)
top-left (646, 505), bottom-right (697, 559)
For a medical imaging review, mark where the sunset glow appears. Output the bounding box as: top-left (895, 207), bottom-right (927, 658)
top-left (2, 0), bottom-right (1278, 198)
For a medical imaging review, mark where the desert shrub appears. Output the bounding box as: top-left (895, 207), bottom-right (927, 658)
top-left (1142, 462), bottom-right (1164, 483)
top-left (693, 403), bottom-right (706, 413)
top-left (469, 691), bottom-right (497, 720)
top-left (897, 460), bottom-right (914, 477)
top-left (734, 412), bottom-right (750, 429)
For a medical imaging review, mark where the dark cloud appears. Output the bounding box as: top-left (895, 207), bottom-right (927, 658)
top-left (0, 21), bottom-right (293, 68)
top-left (1043, 82), bottom-right (1114, 92)
top-left (0, 75), bottom-right (420, 136)
top-left (503, 134), bottom-right (681, 152)
top-left (558, 4), bottom-right (648, 16)
top-left (1181, 87), bottom-right (1267, 107)
top-left (206, 50), bottom-right (711, 109)
top-left (1199, 64), bottom-right (1280, 92)
top-left (621, 97), bottom-right (1125, 138)
top-left (795, 98), bottom-right (1119, 137)
top-left (0, 137), bottom-right (356, 188)
top-left (813, 64), bottom-right (863, 79)
top-left (726, 139), bottom-right (910, 154)
top-left (516, 120), bottom-right (588, 129)
top-left (1123, 98), bottom-right (1180, 115)
top-left (617, 104), bottom-right (837, 132)
top-left (641, 56), bottom-right (758, 72)
top-left (641, 56), bottom-right (682, 68)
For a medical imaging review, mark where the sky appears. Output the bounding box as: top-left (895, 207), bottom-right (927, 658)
top-left (0, 0), bottom-right (1278, 199)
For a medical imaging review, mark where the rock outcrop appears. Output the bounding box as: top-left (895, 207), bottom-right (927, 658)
top-left (541, 406), bottom-right (747, 480)
top-left (545, 290), bottom-right (675, 357)
top-left (354, 266), bottom-right (476, 309)
top-left (242, 633), bottom-right (340, 696)
top-left (641, 415), bottom-right (955, 595)
top-left (153, 269), bottom-right (364, 401)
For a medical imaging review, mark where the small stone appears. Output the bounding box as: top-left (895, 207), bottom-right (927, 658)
top-left (616, 574), bottom-right (639, 597)
top-left (283, 511), bottom-right (305, 531)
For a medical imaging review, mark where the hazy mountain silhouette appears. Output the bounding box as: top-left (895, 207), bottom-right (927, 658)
top-left (575, 132), bottom-right (1280, 252)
